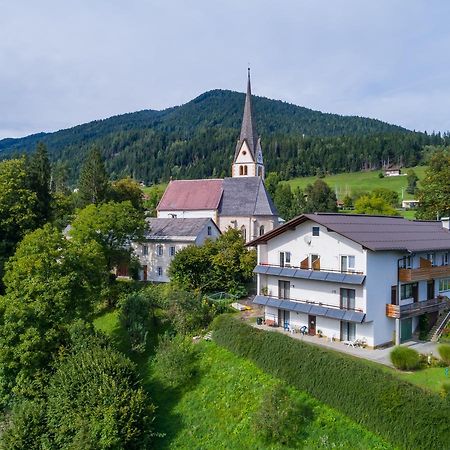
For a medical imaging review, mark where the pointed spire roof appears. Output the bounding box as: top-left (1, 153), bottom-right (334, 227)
top-left (235, 68), bottom-right (259, 159)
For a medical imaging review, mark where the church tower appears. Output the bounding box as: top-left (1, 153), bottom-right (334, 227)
top-left (232, 69), bottom-right (265, 179)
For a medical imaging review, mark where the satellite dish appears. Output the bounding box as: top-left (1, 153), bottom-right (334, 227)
top-left (304, 236), bottom-right (312, 245)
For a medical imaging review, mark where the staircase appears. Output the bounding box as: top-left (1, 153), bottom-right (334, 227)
top-left (429, 301), bottom-right (450, 342)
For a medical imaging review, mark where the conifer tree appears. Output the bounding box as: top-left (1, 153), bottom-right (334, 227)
top-left (78, 146), bottom-right (108, 206)
top-left (28, 142), bottom-right (52, 224)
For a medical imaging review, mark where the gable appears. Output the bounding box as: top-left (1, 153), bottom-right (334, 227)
top-left (234, 140), bottom-right (255, 164)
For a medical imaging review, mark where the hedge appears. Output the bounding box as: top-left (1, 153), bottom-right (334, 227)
top-left (212, 315), bottom-right (450, 450)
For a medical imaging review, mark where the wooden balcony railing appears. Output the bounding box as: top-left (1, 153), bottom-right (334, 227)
top-left (386, 296), bottom-right (448, 319)
top-left (399, 262), bottom-right (450, 282)
top-left (260, 262), bottom-right (364, 275)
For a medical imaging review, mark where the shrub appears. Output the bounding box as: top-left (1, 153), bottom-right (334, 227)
top-left (390, 346), bottom-right (421, 370)
top-left (212, 315), bottom-right (450, 450)
top-left (252, 384), bottom-right (313, 446)
top-left (153, 334), bottom-right (197, 388)
top-left (438, 343), bottom-right (450, 365)
top-left (441, 381), bottom-right (450, 397)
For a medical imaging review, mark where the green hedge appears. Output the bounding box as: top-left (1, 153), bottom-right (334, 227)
top-left (212, 315), bottom-right (450, 450)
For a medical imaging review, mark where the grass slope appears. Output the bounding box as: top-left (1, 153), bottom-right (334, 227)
top-left (94, 310), bottom-right (392, 449)
top-left (287, 166), bottom-right (427, 200)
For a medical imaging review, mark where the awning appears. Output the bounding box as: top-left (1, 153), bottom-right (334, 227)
top-left (253, 295), bottom-right (366, 323)
top-left (253, 265), bottom-right (365, 285)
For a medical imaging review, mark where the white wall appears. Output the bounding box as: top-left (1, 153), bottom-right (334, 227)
top-left (218, 215), bottom-right (278, 243)
top-left (157, 209), bottom-right (217, 220)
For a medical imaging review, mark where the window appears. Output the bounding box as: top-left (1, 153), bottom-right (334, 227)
top-left (310, 254), bottom-right (320, 270)
top-left (279, 251), bottom-right (291, 267)
top-left (439, 278), bottom-right (450, 292)
top-left (400, 283), bottom-right (416, 300)
top-left (157, 266), bottom-right (163, 277)
top-left (257, 167), bottom-right (262, 177)
top-left (341, 322), bottom-right (356, 341)
top-left (239, 166), bottom-right (243, 175)
top-left (399, 255), bottom-right (412, 269)
top-left (243, 165), bottom-right (248, 175)
top-left (207, 225), bottom-right (212, 236)
top-left (442, 253), bottom-right (449, 266)
top-left (240, 225), bottom-right (246, 241)
top-left (278, 280), bottom-right (290, 299)
top-left (142, 245), bottom-right (148, 256)
top-left (341, 255), bottom-right (355, 272)
top-left (312, 226), bottom-right (320, 236)
top-left (169, 246), bottom-right (176, 257)
top-left (340, 288), bottom-right (356, 310)
top-left (426, 253), bottom-right (435, 266)
top-left (259, 225), bottom-right (265, 236)
top-left (157, 245), bottom-right (163, 256)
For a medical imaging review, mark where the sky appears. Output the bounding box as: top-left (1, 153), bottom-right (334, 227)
top-left (1, 0), bottom-right (450, 139)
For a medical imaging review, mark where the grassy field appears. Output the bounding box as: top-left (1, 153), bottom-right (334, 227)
top-left (396, 367), bottom-right (450, 393)
top-left (287, 166), bottom-right (428, 200)
top-left (94, 310), bottom-right (392, 449)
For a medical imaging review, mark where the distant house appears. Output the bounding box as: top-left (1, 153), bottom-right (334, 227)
top-left (402, 199), bottom-right (419, 209)
top-left (248, 213), bottom-right (450, 347)
top-left (384, 166), bottom-right (402, 177)
top-left (133, 217), bottom-right (220, 282)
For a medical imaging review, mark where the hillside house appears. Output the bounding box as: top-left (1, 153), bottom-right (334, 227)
top-left (249, 213), bottom-right (450, 347)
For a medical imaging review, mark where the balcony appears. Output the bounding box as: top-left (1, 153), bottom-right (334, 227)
top-left (254, 263), bottom-right (365, 285)
top-left (399, 258), bottom-right (450, 282)
top-left (253, 294), bottom-right (366, 323)
top-left (386, 296), bottom-right (448, 319)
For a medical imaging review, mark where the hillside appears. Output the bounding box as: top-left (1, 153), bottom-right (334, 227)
top-left (0, 90), bottom-right (443, 185)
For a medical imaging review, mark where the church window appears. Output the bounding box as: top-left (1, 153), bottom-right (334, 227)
top-left (242, 150), bottom-right (247, 155)
top-left (240, 225), bottom-right (246, 241)
top-left (259, 225), bottom-right (265, 236)
top-left (243, 165), bottom-right (248, 175)
top-left (239, 166), bottom-right (243, 175)
top-left (257, 167), bottom-right (262, 177)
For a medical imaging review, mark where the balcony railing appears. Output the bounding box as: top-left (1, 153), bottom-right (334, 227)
top-left (259, 262), bottom-right (364, 275)
top-left (260, 292), bottom-right (364, 313)
top-left (386, 296), bottom-right (448, 319)
top-left (399, 258), bottom-right (450, 282)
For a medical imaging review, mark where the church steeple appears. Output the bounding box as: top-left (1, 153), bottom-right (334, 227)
top-left (232, 69), bottom-right (265, 179)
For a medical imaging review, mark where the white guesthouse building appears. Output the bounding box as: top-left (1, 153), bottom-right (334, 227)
top-left (133, 217), bottom-right (220, 283)
top-left (249, 213), bottom-right (450, 348)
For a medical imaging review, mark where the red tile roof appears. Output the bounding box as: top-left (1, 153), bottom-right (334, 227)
top-left (157, 179), bottom-right (223, 211)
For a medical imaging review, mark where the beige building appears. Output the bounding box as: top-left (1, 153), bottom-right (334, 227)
top-left (156, 70), bottom-right (279, 242)
top-left (134, 217), bottom-right (220, 282)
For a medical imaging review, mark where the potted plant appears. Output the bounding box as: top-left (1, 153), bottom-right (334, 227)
top-left (317, 329), bottom-right (323, 338)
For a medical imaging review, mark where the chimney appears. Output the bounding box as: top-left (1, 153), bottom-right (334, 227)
top-left (442, 217), bottom-right (450, 230)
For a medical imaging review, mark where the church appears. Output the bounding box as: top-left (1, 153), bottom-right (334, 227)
top-left (156, 70), bottom-right (280, 242)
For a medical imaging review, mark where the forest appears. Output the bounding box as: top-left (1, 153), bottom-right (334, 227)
top-left (1, 89), bottom-right (448, 185)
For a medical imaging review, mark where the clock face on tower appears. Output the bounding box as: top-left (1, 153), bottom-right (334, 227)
top-left (256, 149), bottom-right (263, 164)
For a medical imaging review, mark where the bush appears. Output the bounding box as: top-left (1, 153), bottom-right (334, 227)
top-left (438, 344), bottom-right (450, 365)
top-left (441, 381), bottom-right (450, 397)
top-left (212, 315), bottom-right (450, 450)
top-left (390, 346), bottom-right (421, 370)
top-left (153, 334), bottom-right (197, 388)
top-left (252, 384), bottom-right (313, 446)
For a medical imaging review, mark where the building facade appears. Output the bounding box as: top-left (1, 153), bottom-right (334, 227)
top-left (133, 217), bottom-right (220, 282)
top-left (249, 213), bottom-right (450, 347)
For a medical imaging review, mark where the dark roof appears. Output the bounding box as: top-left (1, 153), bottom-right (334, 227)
top-left (157, 179), bottom-right (223, 211)
top-left (145, 218), bottom-right (217, 239)
top-left (219, 177), bottom-right (278, 217)
top-left (248, 213), bottom-right (450, 252)
top-left (234, 69), bottom-right (259, 160)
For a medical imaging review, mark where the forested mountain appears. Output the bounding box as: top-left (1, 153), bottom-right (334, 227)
top-left (0, 90), bottom-right (446, 185)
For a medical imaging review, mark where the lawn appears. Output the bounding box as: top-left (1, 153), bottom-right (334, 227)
top-left (287, 166), bottom-right (428, 200)
top-left (396, 367), bottom-right (450, 393)
top-left (94, 310), bottom-right (392, 449)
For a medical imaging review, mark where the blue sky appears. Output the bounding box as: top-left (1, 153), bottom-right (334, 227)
top-left (1, 0), bottom-right (450, 138)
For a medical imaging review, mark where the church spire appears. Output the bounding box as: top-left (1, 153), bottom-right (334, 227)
top-left (232, 69), bottom-right (265, 179)
top-left (238, 67), bottom-right (258, 157)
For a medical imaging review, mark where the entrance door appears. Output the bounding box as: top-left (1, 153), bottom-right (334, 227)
top-left (427, 280), bottom-right (434, 300)
top-left (143, 265), bottom-right (148, 282)
top-left (278, 309), bottom-right (290, 329)
top-left (340, 288), bottom-right (356, 310)
top-left (308, 315), bottom-right (316, 335)
top-left (340, 321), bottom-right (356, 341)
top-left (400, 318), bottom-right (413, 342)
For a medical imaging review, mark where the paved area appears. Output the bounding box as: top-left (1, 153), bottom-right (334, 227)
top-left (249, 323), bottom-right (442, 368)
